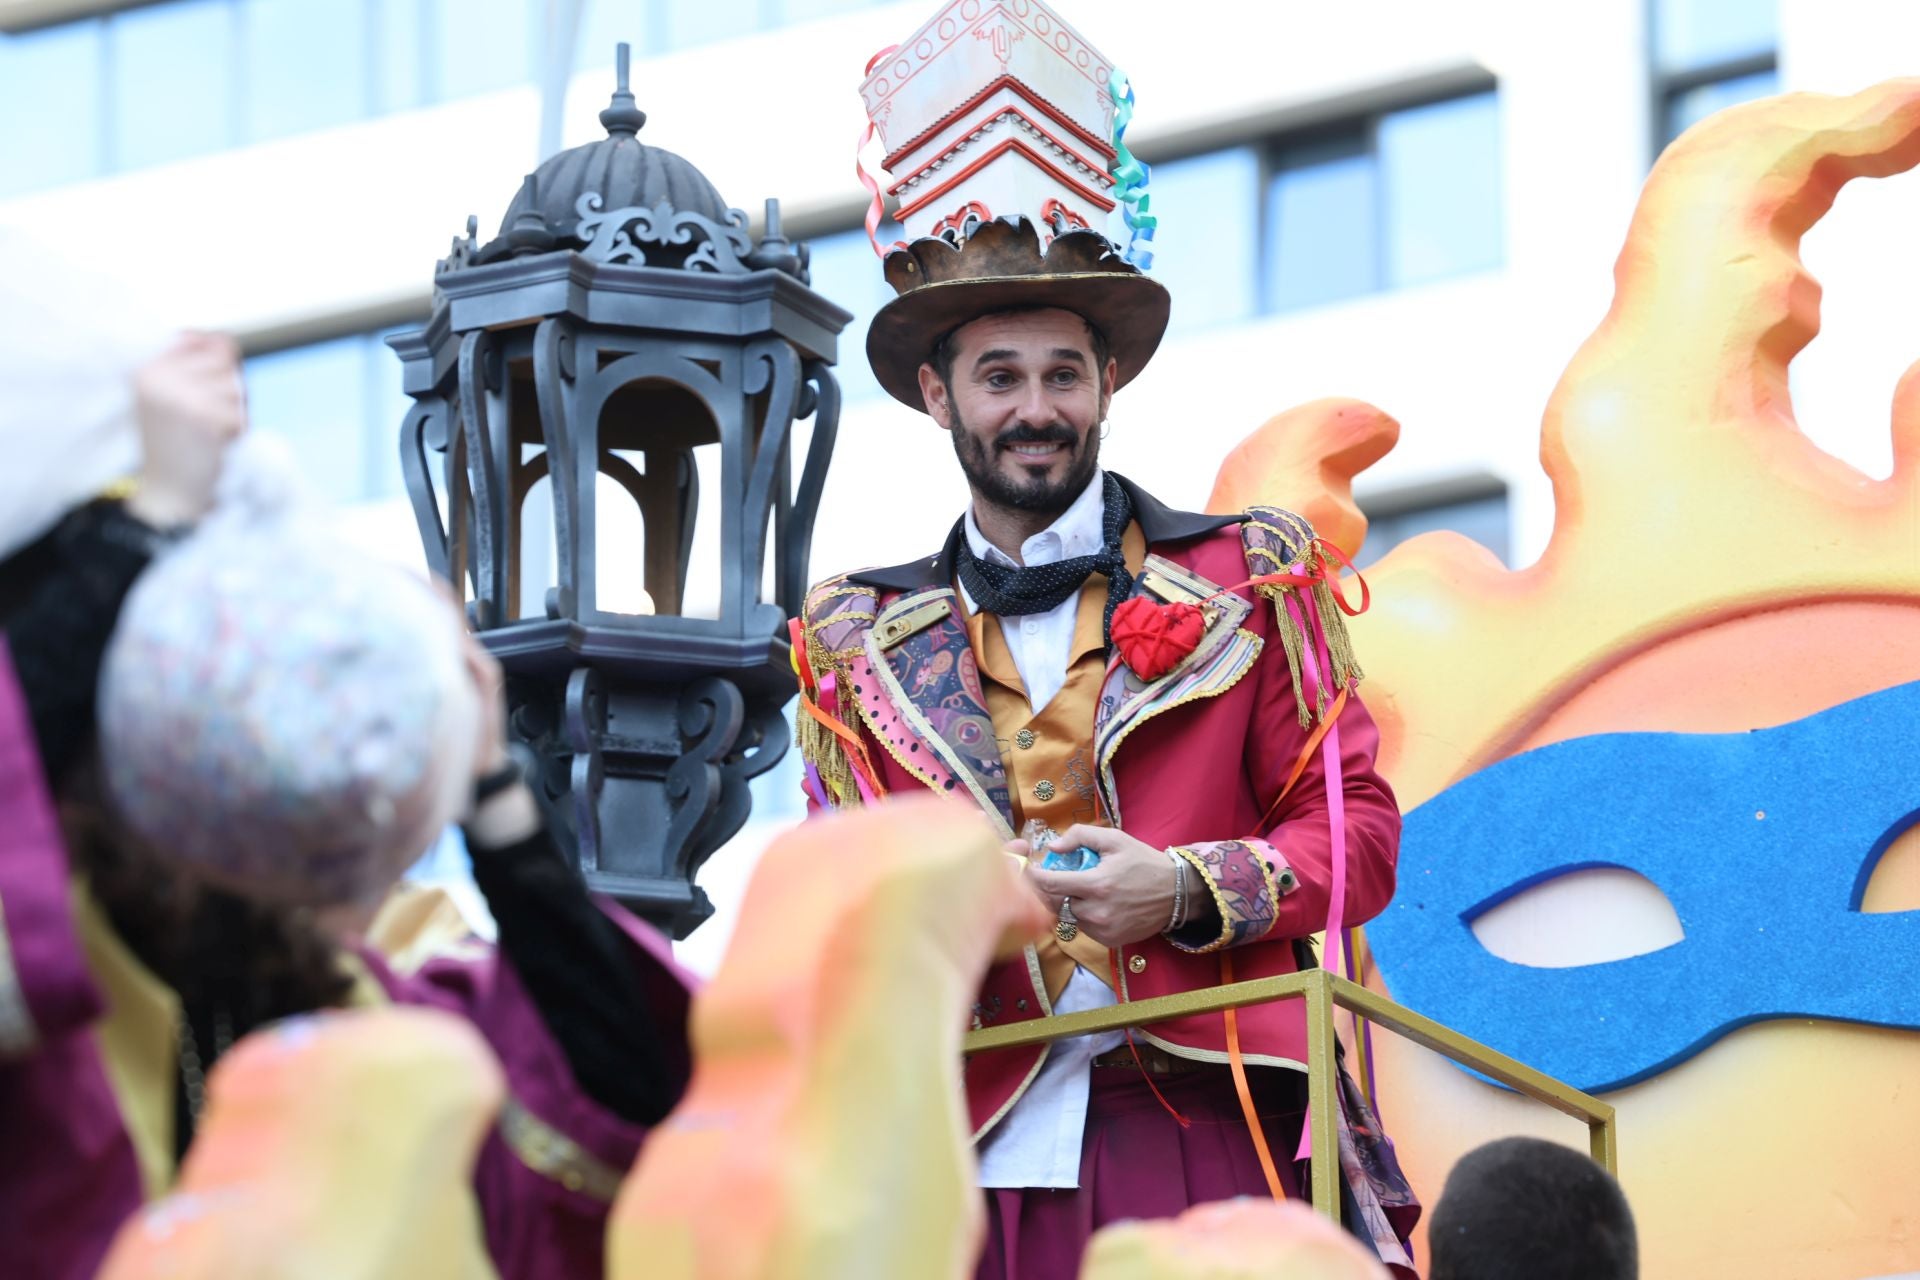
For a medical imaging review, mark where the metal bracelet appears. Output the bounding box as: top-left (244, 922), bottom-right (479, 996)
top-left (1165, 848), bottom-right (1187, 932)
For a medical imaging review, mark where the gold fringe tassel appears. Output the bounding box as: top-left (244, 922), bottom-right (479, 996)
top-left (792, 619), bottom-right (873, 808)
top-left (795, 698), bottom-right (857, 807)
top-left (1259, 582), bottom-right (1315, 730)
top-left (1309, 576), bottom-right (1364, 691)
top-left (1256, 548), bottom-right (1365, 728)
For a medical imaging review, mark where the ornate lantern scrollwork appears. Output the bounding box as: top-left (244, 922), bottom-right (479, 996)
top-left (390, 46), bottom-right (850, 937)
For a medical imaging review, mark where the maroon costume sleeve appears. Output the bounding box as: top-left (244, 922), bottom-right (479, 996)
top-left (0, 638), bottom-right (103, 1053)
top-left (365, 898), bottom-right (693, 1280)
top-left (1168, 602), bottom-right (1401, 953)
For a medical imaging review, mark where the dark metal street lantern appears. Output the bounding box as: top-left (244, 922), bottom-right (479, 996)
top-left (389, 46), bottom-right (849, 937)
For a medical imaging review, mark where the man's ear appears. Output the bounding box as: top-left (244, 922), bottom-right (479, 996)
top-left (918, 362), bottom-right (953, 429)
top-left (1100, 356), bottom-right (1119, 417)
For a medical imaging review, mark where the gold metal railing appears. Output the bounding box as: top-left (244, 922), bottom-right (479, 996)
top-left (962, 967), bottom-right (1617, 1218)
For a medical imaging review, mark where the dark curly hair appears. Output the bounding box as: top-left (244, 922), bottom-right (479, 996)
top-left (60, 759), bottom-right (354, 1020)
top-left (1429, 1137), bottom-right (1638, 1280)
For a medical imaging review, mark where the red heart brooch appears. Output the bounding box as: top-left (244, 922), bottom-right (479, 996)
top-left (1110, 595), bottom-right (1205, 681)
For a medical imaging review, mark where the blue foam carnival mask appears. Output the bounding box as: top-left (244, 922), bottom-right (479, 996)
top-left (1366, 680), bottom-right (1920, 1094)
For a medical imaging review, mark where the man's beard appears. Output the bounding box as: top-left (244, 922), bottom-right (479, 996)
top-left (949, 406), bottom-right (1100, 517)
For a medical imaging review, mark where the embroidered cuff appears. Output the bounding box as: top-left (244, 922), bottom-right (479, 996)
top-left (1164, 839), bottom-right (1294, 953)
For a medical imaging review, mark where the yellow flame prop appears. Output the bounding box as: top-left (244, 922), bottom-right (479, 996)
top-left (1219, 80), bottom-right (1920, 809)
top-left (1211, 78), bottom-right (1920, 1280)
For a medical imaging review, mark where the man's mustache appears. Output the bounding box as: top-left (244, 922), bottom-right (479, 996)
top-left (994, 423), bottom-right (1079, 450)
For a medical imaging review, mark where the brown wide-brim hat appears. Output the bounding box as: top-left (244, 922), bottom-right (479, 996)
top-left (865, 217), bottom-right (1171, 411)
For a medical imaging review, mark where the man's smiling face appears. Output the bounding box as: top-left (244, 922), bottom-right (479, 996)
top-left (918, 307), bottom-right (1117, 518)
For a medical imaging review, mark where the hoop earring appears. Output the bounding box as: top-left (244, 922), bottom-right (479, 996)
top-left (1099, 419), bottom-right (1110, 441)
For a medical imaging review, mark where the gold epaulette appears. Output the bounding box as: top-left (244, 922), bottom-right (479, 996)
top-left (1240, 507), bottom-right (1363, 727)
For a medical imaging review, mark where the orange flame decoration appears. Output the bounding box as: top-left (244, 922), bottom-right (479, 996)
top-left (1211, 80), bottom-right (1920, 1279)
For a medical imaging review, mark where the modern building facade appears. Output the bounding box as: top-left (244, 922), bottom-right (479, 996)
top-left (5, 0), bottom-right (1914, 969)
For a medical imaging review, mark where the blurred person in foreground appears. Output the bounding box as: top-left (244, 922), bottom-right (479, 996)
top-left (1427, 1138), bottom-right (1637, 1280)
top-left (0, 305), bottom-right (691, 1280)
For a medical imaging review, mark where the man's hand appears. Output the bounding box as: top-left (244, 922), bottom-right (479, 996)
top-left (126, 331), bottom-right (247, 528)
top-left (1023, 824), bottom-right (1179, 947)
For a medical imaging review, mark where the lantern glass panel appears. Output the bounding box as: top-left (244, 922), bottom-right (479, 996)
top-left (588, 381), bottom-right (726, 620)
top-left (594, 469), bottom-right (656, 615)
top-left (678, 441), bottom-right (726, 621)
top-left (517, 448), bottom-right (558, 621)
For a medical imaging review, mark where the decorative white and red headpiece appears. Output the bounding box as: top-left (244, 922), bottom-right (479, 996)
top-left (857, 1), bottom-right (1164, 410)
top-left (859, 0), bottom-right (1125, 245)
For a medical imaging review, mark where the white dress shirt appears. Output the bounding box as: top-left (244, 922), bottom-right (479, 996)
top-left (961, 471), bottom-right (1126, 1189)
top-left (957, 467), bottom-right (1109, 711)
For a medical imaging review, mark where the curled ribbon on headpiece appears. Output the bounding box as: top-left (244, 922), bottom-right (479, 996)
top-left (1107, 67), bottom-right (1157, 270)
top-left (857, 45), bottom-right (902, 258)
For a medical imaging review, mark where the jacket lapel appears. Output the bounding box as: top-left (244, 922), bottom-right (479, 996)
top-left (1093, 554), bottom-right (1261, 824)
top-left (849, 586), bottom-right (1016, 837)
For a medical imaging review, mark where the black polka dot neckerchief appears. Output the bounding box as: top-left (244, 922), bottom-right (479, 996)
top-left (953, 472), bottom-right (1135, 642)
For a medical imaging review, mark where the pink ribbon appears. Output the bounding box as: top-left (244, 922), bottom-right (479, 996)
top-left (856, 45), bottom-right (901, 258)
top-left (1279, 578), bottom-right (1351, 1163)
top-left (816, 670), bottom-right (880, 807)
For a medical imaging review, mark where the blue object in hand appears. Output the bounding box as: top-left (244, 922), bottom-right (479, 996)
top-left (1040, 845), bottom-right (1102, 872)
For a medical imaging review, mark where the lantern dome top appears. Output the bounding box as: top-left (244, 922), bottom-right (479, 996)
top-left (474, 43), bottom-right (733, 264)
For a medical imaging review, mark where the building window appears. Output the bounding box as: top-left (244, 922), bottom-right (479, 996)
top-left (429, 0), bottom-right (536, 102)
top-left (1378, 93), bottom-right (1506, 289)
top-left (1261, 89), bottom-right (1505, 315)
top-left (573, 0), bottom-right (650, 69)
top-left (1140, 89), bottom-right (1506, 324)
top-left (804, 89), bottom-right (1504, 379)
top-left (657, 0), bottom-right (760, 54)
top-left (244, 328), bottom-right (413, 505)
top-left (1651, 0), bottom-right (1778, 149)
top-left (108, 0), bottom-right (238, 171)
top-left (1355, 475), bottom-right (1510, 568)
top-left (1131, 89), bottom-right (1505, 328)
top-left (373, 0), bottom-right (431, 114)
top-left (575, 0), bottom-right (886, 62)
top-left (1263, 131), bottom-right (1378, 313)
top-left (240, 0), bottom-right (371, 144)
top-left (1148, 147), bottom-right (1263, 332)
top-left (0, 20), bottom-right (105, 198)
top-left (0, 0), bottom-right (894, 201)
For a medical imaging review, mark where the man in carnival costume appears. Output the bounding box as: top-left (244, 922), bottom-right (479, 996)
top-left (791, 6), bottom-right (1419, 1276)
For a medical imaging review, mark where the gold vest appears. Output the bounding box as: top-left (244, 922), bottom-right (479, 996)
top-left (961, 524), bottom-right (1146, 1003)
